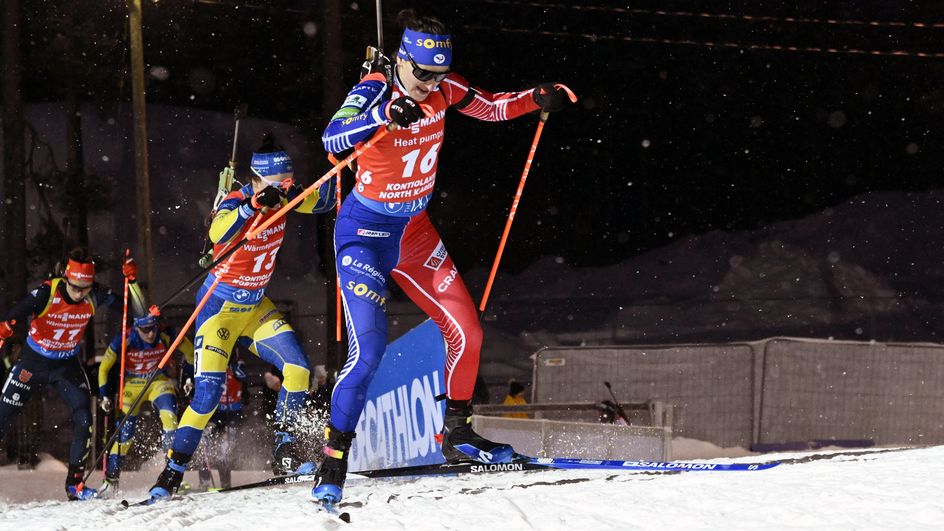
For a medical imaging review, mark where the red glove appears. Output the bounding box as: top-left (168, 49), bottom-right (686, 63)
top-left (0, 320), bottom-right (15, 340)
top-left (122, 257), bottom-right (138, 281)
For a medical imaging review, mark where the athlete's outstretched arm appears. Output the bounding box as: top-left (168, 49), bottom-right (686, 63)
top-left (322, 73), bottom-right (391, 154)
top-left (442, 72), bottom-right (540, 122)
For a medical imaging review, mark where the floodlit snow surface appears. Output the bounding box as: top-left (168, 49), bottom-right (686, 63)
top-left (2, 446), bottom-right (944, 530)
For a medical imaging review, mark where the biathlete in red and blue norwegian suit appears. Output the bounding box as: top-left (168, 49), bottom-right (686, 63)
top-left (148, 139), bottom-right (335, 501)
top-left (313, 10), bottom-right (574, 504)
top-left (0, 249), bottom-right (144, 500)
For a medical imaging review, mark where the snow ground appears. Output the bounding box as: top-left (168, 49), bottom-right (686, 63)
top-left (1, 445), bottom-right (942, 530)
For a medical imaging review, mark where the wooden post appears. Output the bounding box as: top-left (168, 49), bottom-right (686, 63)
top-left (1, 0), bottom-right (27, 308)
top-left (127, 0), bottom-right (154, 291)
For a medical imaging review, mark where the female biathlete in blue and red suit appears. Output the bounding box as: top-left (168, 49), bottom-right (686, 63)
top-left (0, 248), bottom-right (143, 500)
top-left (313, 9), bottom-right (573, 503)
top-left (148, 137), bottom-right (335, 500)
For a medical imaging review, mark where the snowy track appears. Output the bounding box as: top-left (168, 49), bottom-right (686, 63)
top-left (2, 446), bottom-right (943, 530)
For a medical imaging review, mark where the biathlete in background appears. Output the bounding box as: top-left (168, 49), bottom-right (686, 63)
top-left (148, 135), bottom-right (336, 500)
top-left (315, 8), bottom-right (573, 504)
top-left (97, 313), bottom-right (194, 496)
top-left (0, 248), bottom-right (143, 500)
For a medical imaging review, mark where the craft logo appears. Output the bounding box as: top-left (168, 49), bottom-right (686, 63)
top-left (217, 328), bottom-right (230, 340)
top-left (423, 240), bottom-right (447, 271)
top-left (433, 53), bottom-right (446, 65)
top-left (18, 369), bottom-right (32, 383)
top-left (437, 267), bottom-right (458, 293)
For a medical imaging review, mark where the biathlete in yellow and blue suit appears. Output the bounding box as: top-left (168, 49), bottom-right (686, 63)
top-left (97, 313), bottom-right (194, 495)
top-left (149, 137), bottom-right (335, 500)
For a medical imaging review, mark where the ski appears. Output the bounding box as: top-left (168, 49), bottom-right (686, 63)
top-left (526, 457), bottom-right (780, 472)
top-left (313, 499), bottom-right (352, 524)
top-left (351, 456), bottom-right (779, 479)
top-left (198, 473), bottom-right (317, 495)
top-left (120, 496), bottom-right (160, 508)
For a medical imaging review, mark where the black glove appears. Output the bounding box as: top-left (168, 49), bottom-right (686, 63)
top-left (250, 186), bottom-right (282, 210)
top-left (387, 96), bottom-right (423, 127)
top-left (533, 83), bottom-right (570, 112)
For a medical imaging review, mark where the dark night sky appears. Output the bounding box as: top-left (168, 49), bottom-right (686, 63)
top-left (14, 0), bottom-right (944, 273)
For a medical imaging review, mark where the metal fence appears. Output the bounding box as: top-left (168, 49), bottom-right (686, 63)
top-left (533, 338), bottom-right (944, 449)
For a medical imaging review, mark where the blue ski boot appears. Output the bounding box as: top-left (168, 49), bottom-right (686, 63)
top-left (65, 464), bottom-right (98, 501)
top-left (273, 430), bottom-right (316, 475)
top-left (311, 425), bottom-right (355, 505)
top-left (441, 399), bottom-right (515, 464)
top-left (148, 451), bottom-right (190, 501)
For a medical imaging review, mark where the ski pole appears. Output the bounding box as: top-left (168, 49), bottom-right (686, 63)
top-left (118, 249), bottom-right (131, 411)
top-left (83, 217), bottom-right (262, 485)
top-left (153, 127), bottom-right (391, 314)
top-left (478, 84), bottom-right (577, 312)
top-left (604, 381), bottom-right (631, 425)
top-left (335, 171), bottom-right (343, 341)
top-left (101, 412), bottom-right (109, 481)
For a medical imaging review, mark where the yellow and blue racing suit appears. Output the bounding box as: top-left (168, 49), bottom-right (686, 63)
top-left (98, 328), bottom-right (194, 477)
top-left (172, 181), bottom-right (333, 457)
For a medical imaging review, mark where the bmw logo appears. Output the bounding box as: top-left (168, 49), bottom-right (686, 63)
top-left (234, 289), bottom-right (251, 302)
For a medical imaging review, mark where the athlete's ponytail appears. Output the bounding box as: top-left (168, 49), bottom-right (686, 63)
top-left (397, 8), bottom-right (448, 35)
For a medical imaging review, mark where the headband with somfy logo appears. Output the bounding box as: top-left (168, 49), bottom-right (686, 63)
top-left (397, 29), bottom-right (453, 66)
top-left (64, 259), bottom-right (95, 284)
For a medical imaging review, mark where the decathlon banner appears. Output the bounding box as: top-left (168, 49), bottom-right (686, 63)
top-left (348, 319), bottom-right (447, 471)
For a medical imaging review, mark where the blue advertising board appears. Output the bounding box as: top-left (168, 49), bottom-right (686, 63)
top-left (348, 319), bottom-right (448, 472)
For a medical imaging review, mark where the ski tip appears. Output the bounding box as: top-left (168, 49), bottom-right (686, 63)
top-left (120, 500), bottom-right (130, 508)
top-left (339, 512), bottom-right (351, 524)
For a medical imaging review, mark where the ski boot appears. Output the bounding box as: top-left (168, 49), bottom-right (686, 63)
top-left (441, 399), bottom-right (516, 464)
top-left (148, 451), bottom-right (191, 501)
top-left (65, 464), bottom-right (98, 501)
top-left (272, 429), bottom-right (316, 475)
top-left (311, 425), bottom-right (355, 505)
